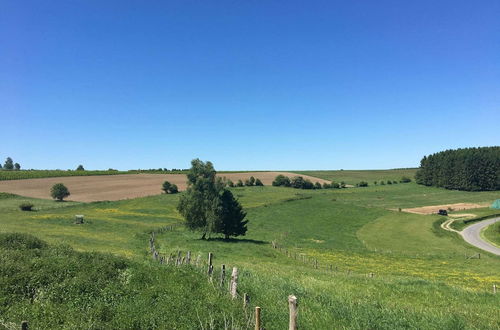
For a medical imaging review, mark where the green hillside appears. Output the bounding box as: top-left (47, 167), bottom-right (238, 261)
top-left (0, 183), bottom-right (499, 329)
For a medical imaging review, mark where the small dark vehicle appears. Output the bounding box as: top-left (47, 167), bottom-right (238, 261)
top-left (438, 209), bottom-right (448, 216)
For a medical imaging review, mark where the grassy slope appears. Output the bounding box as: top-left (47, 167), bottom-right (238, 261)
top-left (293, 168), bottom-right (418, 184)
top-left (483, 221), bottom-right (500, 248)
top-left (0, 184), bottom-right (499, 328)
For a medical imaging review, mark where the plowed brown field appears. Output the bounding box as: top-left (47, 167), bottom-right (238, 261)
top-left (0, 172), bottom-right (329, 202)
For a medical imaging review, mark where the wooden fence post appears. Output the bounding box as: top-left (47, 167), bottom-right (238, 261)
top-left (220, 264), bottom-right (226, 287)
top-left (255, 306), bottom-right (261, 330)
top-left (21, 321), bottom-right (28, 330)
top-left (244, 293), bottom-right (250, 308)
top-left (207, 253), bottom-right (213, 276)
top-left (186, 251), bottom-right (191, 265)
top-left (230, 267), bottom-right (239, 299)
top-left (288, 295), bottom-right (298, 330)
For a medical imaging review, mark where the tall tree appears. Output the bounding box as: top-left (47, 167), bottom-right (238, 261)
top-left (14, 163), bottom-right (20, 170)
top-left (177, 159), bottom-right (220, 239)
top-left (211, 189), bottom-right (247, 239)
top-left (4, 157), bottom-right (14, 170)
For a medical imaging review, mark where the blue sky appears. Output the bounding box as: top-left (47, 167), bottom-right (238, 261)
top-left (1, 1), bottom-right (499, 170)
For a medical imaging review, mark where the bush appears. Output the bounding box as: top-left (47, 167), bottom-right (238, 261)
top-left (357, 181), bottom-right (368, 187)
top-left (227, 179), bottom-right (234, 187)
top-left (380, 181), bottom-right (386, 185)
top-left (332, 182), bottom-right (340, 189)
top-left (255, 178), bottom-right (263, 186)
top-left (272, 175), bottom-right (291, 187)
top-left (162, 181), bottom-right (172, 193)
top-left (169, 184), bottom-right (179, 194)
top-left (387, 180), bottom-right (392, 185)
top-left (236, 179), bottom-right (244, 187)
top-left (322, 182), bottom-right (331, 189)
top-left (400, 176), bottom-right (412, 183)
top-left (51, 183), bottom-right (70, 201)
top-left (19, 202), bottom-right (34, 211)
top-left (314, 182), bottom-right (322, 189)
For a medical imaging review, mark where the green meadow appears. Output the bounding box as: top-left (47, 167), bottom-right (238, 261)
top-left (1, 181), bottom-right (499, 329)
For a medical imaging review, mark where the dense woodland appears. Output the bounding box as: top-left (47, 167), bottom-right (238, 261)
top-left (415, 146), bottom-right (500, 191)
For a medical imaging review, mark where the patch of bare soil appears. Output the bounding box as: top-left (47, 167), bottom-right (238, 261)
top-left (402, 203), bottom-right (486, 215)
top-left (0, 172), bottom-right (329, 202)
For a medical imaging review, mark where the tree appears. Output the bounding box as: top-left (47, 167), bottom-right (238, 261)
top-left (169, 184), bottom-right (179, 194)
top-left (272, 175), bottom-right (291, 187)
top-left (76, 165), bottom-right (85, 171)
top-left (227, 179), bottom-right (234, 187)
top-left (177, 159), bottom-right (220, 239)
top-left (14, 163), bottom-right (20, 170)
top-left (211, 189), bottom-right (248, 239)
top-left (236, 179), bottom-right (244, 187)
top-left (314, 182), bottom-right (322, 189)
top-left (357, 181), bottom-right (368, 187)
top-left (4, 157), bottom-right (14, 170)
top-left (51, 183), bottom-right (70, 201)
top-left (322, 182), bottom-right (331, 189)
top-left (0, 163), bottom-right (2, 169)
top-left (249, 176), bottom-right (255, 186)
top-left (162, 181), bottom-right (172, 193)
top-left (255, 178), bottom-right (264, 186)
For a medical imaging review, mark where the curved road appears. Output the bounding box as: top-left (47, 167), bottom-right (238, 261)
top-left (461, 217), bottom-right (500, 256)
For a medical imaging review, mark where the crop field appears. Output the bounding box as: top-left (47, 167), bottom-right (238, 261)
top-left (0, 172), bottom-right (328, 202)
top-left (1, 180), bottom-right (499, 329)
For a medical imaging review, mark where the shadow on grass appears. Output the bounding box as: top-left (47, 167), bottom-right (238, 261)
top-left (204, 237), bottom-right (267, 245)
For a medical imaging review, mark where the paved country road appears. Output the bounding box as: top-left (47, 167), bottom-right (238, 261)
top-left (461, 217), bottom-right (500, 256)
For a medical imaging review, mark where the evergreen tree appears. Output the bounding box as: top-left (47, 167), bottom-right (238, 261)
top-left (211, 189), bottom-right (248, 239)
top-left (255, 178), bottom-right (264, 186)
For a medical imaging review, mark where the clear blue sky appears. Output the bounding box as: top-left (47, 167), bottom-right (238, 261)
top-left (1, 1), bottom-right (499, 171)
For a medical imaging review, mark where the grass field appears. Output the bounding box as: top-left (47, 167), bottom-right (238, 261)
top-left (483, 221), bottom-right (500, 248)
top-left (293, 168), bottom-right (418, 185)
top-left (0, 169), bottom-right (188, 181)
top-left (1, 182), bottom-right (499, 328)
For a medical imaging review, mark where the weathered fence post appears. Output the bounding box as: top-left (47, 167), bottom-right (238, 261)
top-left (230, 267), bottom-right (239, 299)
top-left (288, 295), bottom-right (298, 330)
top-left (255, 306), bottom-right (261, 330)
top-left (176, 251), bottom-right (182, 265)
top-left (220, 264), bottom-right (226, 287)
top-left (186, 251), bottom-right (191, 265)
top-left (21, 321), bottom-right (28, 330)
top-left (244, 293), bottom-right (250, 308)
top-left (207, 252), bottom-right (213, 277)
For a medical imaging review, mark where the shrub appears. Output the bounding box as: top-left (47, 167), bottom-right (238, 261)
top-left (400, 176), bottom-right (412, 183)
top-left (357, 181), bottom-right (368, 187)
top-left (332, 182), bottom-right (340, 189)
top-left (255, 178), bottom-right (263, 186)
top-left (380, 181), bottom-right (386, 185)
top-left (322, 182), bottom-right (331, 189)
top-left (51, 183), bottom-right (70, 201)
top-left (227, 179), bottom-right (234, 187)
top-left (392, 180), bottom-right (398, 184)
top-left (19, 202), bottom-right (34, 211)
top-left (314, 182), bottom-right (322, 189)
top-left (169, 184), bottom-right (179, 194)
top-left (162, 181), bottom-right (172, 193)
top-left (387, 180), bottom-right (392, 185)
top-left (272, 175), bottom-right (291, 187)
top-left (236, 179), bottom-right (244, 187)
top-left (374, 181), bottom-right (378, 185)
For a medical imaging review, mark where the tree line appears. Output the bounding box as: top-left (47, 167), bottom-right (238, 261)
top-left (415, 146), bottom-right (500, 191)
top-left (272, 175), bottom-right (344, 190)
top-left (0, 157), bottom-right (21, 170)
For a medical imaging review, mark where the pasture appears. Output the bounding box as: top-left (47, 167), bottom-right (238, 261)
top-left (1, 178), bottom-right (499, 329)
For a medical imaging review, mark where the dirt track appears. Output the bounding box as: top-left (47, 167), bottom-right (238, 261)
top-left (402, 203), bottom-right (487, 215)
top-left (0, 172), bottom-right (329, 202)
